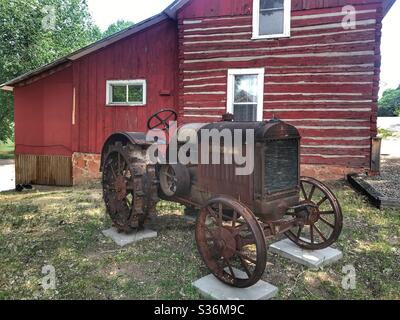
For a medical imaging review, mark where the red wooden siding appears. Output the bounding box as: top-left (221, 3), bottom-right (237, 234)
top-left (72, 19), bottom-right (178, 154)
top-left (13, 66), bottom-right (73, 157)
top-left (177, 0), bottom-right (384, 168)
top-left (11, 0), bottom-right (386, 174)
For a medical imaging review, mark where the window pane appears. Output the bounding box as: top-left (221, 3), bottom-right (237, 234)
top-left (260, 0), bottom-right (284, 10)
top-left (234, 104), bottom-right (257, 121)
top-left (234, 75), bottom-right (258, 103)
top-left (128, 85), bottom-right (143, 103)
top-left (112, 85), bottom-right (127, 103)
top-left (259, 9), bottom-right (284, 35)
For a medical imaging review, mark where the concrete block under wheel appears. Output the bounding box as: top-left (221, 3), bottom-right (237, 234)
top-left (102, 227), bottom-right (157, 247)
top-left (193, 268), bottom-right (278, 300)
top-left (269, 239), bottom-right (343, 269)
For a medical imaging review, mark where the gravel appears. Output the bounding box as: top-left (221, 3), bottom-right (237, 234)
top-left (364, 156), bottom-right (400, 199)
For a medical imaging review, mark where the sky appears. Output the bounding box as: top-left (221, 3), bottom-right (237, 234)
top-left (87, 0), bottom-right (174, 30)
top-left (380, 0), bottom-right (400, 94)
top-left (87, 0), bottom-right (400, 95)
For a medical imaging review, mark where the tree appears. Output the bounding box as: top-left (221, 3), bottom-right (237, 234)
top-left (378, 86), bottom-right (400, 117)
top-left (102, 20), bottom-right (134, 38)
top-left (0, 0), bottom-right (102, 143)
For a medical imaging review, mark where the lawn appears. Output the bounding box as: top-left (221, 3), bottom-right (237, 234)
top-left (0, 182), bottom-right (399, 300)
top-left (0, 141), bottom-right (14, 159)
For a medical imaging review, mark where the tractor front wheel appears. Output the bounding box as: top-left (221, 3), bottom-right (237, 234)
top-left (285, 177), bottom-right (343, 250)
top-left (195, 196), bottom-right (267, 288)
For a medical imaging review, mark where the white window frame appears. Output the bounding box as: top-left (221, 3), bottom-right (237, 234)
top-left (106, 80), bottom-right (147, 106)
top-left (252, 0), bottom-right (291, 39)
top-left (227, 68), bottom-right (265, 122)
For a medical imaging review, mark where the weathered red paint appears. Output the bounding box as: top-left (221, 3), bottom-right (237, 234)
top-left (14, 67), bottom-right (73, 156)
top-left (177, 0), bottom-right (385, 168)
top-left (13, 19), bottom-right (178, 156)
top-left (72, 19), bottom-right (179, 154)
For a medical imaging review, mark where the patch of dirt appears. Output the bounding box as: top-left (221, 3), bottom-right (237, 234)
top-left (102, 261), bottom-right (147, 282)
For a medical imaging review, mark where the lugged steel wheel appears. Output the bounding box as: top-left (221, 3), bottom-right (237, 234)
top-left (285, 176), bottom-right (343, 250)
top-left (196, 196), bottom-right (267, 288)
top-left (102, 142), bottom-right (159, 233)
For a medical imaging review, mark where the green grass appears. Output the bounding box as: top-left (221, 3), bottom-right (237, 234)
top-left (0, 141), bottom-right (14, 159)
top-left (0, 183), bottom-right (399, 300)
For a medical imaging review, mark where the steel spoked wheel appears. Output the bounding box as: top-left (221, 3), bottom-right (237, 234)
top-left (102, 143), bottom-right (137, 233)
top-left (102, 142), bottom-right (158, 233)
top-left (285, 176), bottom-right (343, 250)
top-left (196, 196), bottom-right (267, 288)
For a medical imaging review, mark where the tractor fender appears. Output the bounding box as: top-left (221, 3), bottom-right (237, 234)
top-left (100, 132), bottom-right (150, 171)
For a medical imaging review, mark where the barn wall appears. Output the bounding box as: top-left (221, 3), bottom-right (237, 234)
top-left (177, 0), bottom-right (384, 169)
top-left (13, 66), bottom-right (73, 157)
top-left (72, 19), bottom-right (179, 155)
top-left (12, 66), bottom-right (74, 186)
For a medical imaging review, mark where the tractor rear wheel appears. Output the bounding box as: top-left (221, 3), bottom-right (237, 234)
top-left (102, 141), bottom-right (159, 233)
top-left (195, 196), bottom-right (267, 288)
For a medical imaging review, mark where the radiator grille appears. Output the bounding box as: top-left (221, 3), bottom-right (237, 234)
top-left (265, 139), bottom-right (299, 193)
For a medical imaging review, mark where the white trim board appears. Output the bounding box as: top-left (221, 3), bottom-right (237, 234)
top-left (252, 0), bottom-right (291, 39)
top-left (106, 79), bottom-right (147, 106)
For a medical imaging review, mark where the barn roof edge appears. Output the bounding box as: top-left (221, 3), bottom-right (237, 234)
top-left (0, 0), bottom-right (185, 90)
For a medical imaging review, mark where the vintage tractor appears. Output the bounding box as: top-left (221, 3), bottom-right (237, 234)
top-left (101, 109), bottom-right (343, 288)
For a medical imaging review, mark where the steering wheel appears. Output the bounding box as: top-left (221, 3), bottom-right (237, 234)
top-left (147, 109), bottom-right (178, 131)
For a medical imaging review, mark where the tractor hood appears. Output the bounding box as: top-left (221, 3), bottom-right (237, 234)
top-left (177, 119), bottom-right (300, 144)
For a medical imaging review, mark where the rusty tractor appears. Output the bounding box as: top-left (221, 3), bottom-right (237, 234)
top-left (101, 109), bottom-right (343, 288)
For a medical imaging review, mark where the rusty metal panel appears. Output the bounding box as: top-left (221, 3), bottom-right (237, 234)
top-left (198, 161), bottom-right (254, 206)
top-left (15, 154), bottom-right (72, 186)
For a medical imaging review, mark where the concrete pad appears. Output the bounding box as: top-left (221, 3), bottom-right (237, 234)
top-left (193, 268), bottom-right (278, 300)
top-left (102, 227), bottom-right (157, 247)
top-left (269, 238), bottom-right (343, 269)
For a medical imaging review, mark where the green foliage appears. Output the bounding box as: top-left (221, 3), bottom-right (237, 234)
top-left (111, 85), bottom-right (127, 103)
top-left (0, 0), bottom-right (102, 143)
top-left (128, 85), bottom-right (143, 103)
top-left (0, 141), bottom-right (14, 159)
top-left (378, 128), bottom-right (394, 139)
top-left (378, 86), bottom-right (400, 117)
top-left (0, 92), bottom-right (14, 142)
top-left (102, 20), bottom-right (134, 38)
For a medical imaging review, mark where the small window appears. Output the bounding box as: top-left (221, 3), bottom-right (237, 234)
top-left (106, 80), bottom-right (146, 106)
top-left (227, 69), bottom-right (264, 122)
top-left (252, 0), bottom-right (291, 39)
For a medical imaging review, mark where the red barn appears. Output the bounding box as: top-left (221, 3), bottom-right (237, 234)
top-left (1, 0), bottom-right (396, 186)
